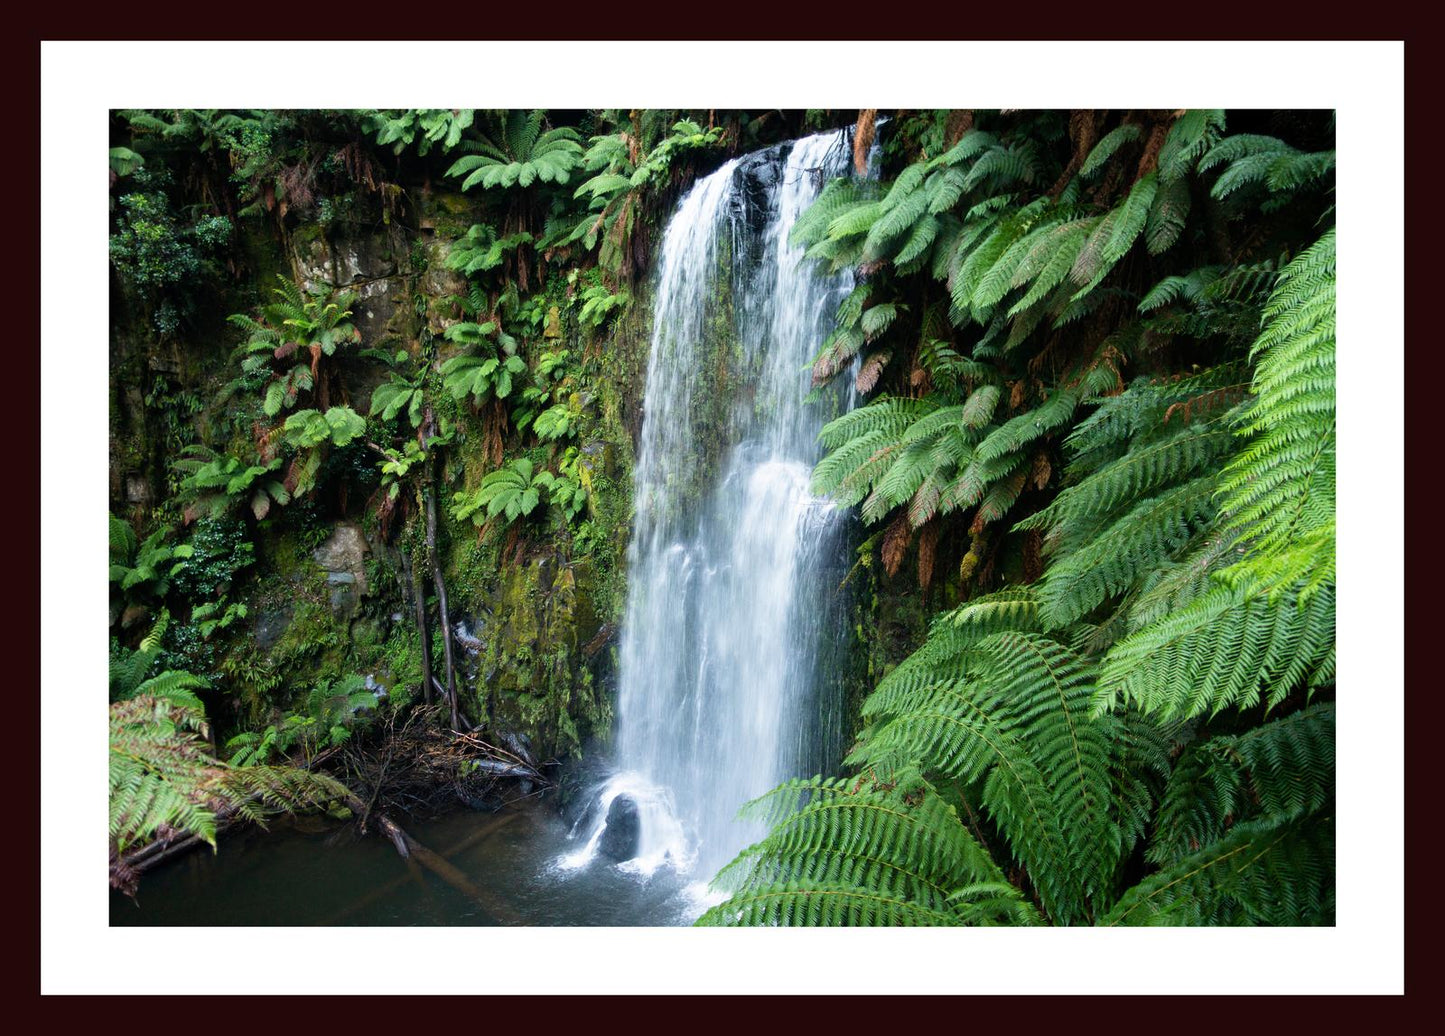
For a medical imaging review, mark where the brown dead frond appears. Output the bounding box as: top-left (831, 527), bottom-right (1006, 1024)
top-left (945, 110), bottom-right (974, 149)
top-left (853, 110), bottom-right (878, 176)
top-left (279, 163), bottom-right (315, 217)
top-left (856, 351), bottom-right (891, 395)
top-left (335, 142), bottom-right (379, 192)
top-left (1023, 529), bottom-right (1044, 584)
top-left (282, 456), bottom-right (302, 493)
top-left (1009, 379), bottom-right (1028, 410)
top-left (917, 519), bottom-right (941, 592)
top-left (1135, 119), bottom-right (1171, 181)
top-left (1030, 451), bottom-right (1052, 490)
top-left (1049, 109), bottom-right (1100, 198)
top-left (254, 420), bottom-right (283, 461)
top-left (882, 511), bottom-right (911, 578)
top-left (1163, 384), bottom-right (1251, 425)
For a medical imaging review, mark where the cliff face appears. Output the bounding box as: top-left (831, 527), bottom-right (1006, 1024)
top-left (109, 171), bottom-right (651, 762)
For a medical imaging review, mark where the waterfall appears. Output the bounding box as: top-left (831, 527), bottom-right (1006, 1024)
top-left (561, 129), bottom-right (857, 895)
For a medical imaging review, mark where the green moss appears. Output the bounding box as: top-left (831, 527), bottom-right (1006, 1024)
top-left (380, 624), bottom-right (423, 706)
top-left (289, 221), bottom-right (327, 249)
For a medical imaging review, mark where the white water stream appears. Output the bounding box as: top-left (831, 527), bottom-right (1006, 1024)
top-left (560, 130), bottom-right (858, 905)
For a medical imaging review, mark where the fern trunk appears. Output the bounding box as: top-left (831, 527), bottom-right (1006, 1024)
top-left (424, 476), bottom-right (461, 731)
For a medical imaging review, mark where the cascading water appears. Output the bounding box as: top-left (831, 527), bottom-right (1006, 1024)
top-left (560, 129), bottom-right (858, 902)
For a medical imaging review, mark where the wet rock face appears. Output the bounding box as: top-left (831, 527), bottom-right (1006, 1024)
top-left (313, 523), bottom-right (369, 618)
top-left (124, 475), bottom-right (152, 504)
top-left (598, 795), bottom-right (641, 861)
top-left (289, 225), bottom-right (411, 409)
top-left (254, 601), bottom-right (294, 651)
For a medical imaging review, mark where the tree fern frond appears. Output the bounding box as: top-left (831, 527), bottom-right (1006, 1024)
top-left (1103, 813), bottom-right (1333, 926)
top-left (1079, 124), bottom-right (1143, 179)
top-left (1067, 173), bottom-right (1156, 300)
top-left (975, 390), bottom-right (1079, 466)
top-left (1149, 703), bottom-right (1334, 865)
top-left (1145, 174), bottom-right (1192, 255)
top-left (131, 670), bottom-right (210, 713)
top-left (703, 778), bottom-right (1012, 927)
top-left (1037, 475), bottom-right (1219, 628)
top-left (854, 631), bottom-right (1115, 924)
top-left (1157, 109), bottom-right (1226, 183)
top-left (1096, 583), bottom-right (1335, 719)
top-left (1216, 228), bottom-right (1335, 557)
top-left (1019, 421), bottom-right (1235, 549)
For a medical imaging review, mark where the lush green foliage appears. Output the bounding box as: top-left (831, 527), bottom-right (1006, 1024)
top-left (226, 674), bottom-right (379, 765)
top-left (445, 110), bottom-right (584, 192)
top-left (110, 184), bottom-right (232, 292)
top-left (110, 514), bottom-right (192, 606)
top-left (704, 109), bottom-right (1336, 927)
top-left (554, 118), bottom-right (724, 279)
top-left (105, 106), bottom-right (808, 893)
top-left (229, 276), bottom-right (361, 418)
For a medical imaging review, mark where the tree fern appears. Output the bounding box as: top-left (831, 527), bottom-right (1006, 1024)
top-left (707, 109), bottom-right (1335, 929)
top-left (1034, 476), bottom-right (1217, 628)
top-left (1067, 172), bottom-right (1157, 300)
top-left (1021, 416), bottom-right (1239, 557)
top-left (110, 611), bottom-right (211, 713)
top-left (974, 389), bottom-right (1079, 465)
top-left (851, 631), bottom-right (1116, 924)
top-left (1144, 174), bottom-right (1192, 255)
top-left (699, 775), bottom-right (1035, 927)
top-left (1079, 124), bottom-right (1142, 179)
top-left (445, 111), bottom-right (583, 192)
top-left (1199, 134), bottom-right (1335, 202)
top-left (1156, 109), bottom-right (1226, 183)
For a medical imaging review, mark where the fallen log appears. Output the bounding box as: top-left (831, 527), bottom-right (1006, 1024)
top-left (344, 804), bottom-right (526, 924)
top-left (350, 794), bottom-right (526, 923)
top-left (322, 811), bottom-right (521, 925)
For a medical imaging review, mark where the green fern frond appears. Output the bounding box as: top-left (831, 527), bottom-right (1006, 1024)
top-left (1036, 475), bottom-right (1219, 629)
top-left (1103, 813), bottom-right (1333, 926)
top-left (1125, 532), bottom-right (1237, 632)
top-left (854, 631), bottom-right (1115, 923)
top-left (1096, 583), bottom-right (1335, 719)
top-left (1067, 173), bottom-right (1156, 300)
top-left (816, 396), bottom-right (934, 453)
top-left (1019, 421), bottom-right (1236, 551)
top-left (1157, 109), bottom-right (1226, 183)
top-left (1145, 174), bottom-right (1192, 255)
top-left (1216, 228), bottom-right (1335, 557)
top-left (1149, 703), bottom-right (1334, 865)
top-left (1005, 218), bottom-right (1096, 316)
top-left (131, 670), bottom-right (210, 713)
top-left (974, 389), bottom-right (1079, 466)
top-left (702, 777), bottom-right (1014, 927)
top-left (1079, 124), bottom-right (1143, 179)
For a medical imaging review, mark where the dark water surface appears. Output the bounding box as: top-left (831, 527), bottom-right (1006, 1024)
top-left (110, 798), bottom-right (709, 927)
